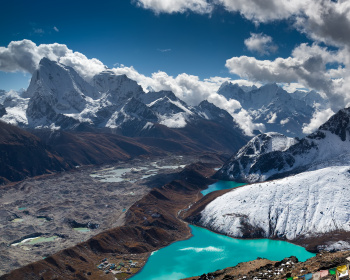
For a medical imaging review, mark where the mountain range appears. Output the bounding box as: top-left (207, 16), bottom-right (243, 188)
top-left (1, 58), bottom-right (242, 135)
top-left (0, 58), bottom-right (329, 139)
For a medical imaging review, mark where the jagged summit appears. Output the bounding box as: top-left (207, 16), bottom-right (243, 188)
top-left (216, 107), bottom-right (350, 182)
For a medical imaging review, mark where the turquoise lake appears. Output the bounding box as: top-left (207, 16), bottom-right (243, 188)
top-left (131, 181), bottom-right (316, 280)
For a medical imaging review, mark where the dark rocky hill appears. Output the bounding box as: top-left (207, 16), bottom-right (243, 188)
top-left (0, 121), bottom-right (72, 184)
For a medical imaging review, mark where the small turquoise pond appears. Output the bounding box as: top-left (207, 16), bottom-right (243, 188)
top-left (201, 180), bottom-right (246, 196)
top-left (131, 181), bottom-right (315, 280)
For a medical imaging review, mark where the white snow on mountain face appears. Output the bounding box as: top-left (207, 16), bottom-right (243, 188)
top-left (236, 132), bottom-right (297, 158)
top-left (0, 58), bottom-right (331, 137)
top-left (199, 166), bottom-right (350, 243)
top-left (219, 132), bottom-right (299, 182)
top-left (291, 90), bottom-right (330, 110)
top-left (217, 81), bottom-right (329, 137)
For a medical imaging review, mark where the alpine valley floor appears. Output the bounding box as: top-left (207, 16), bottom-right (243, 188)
top-left (0, 153), bottom-right (223, 277)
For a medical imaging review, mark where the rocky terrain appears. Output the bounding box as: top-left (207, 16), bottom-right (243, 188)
top-left (0, 160), bottom-right (219, 280)
top-left (183, 251), bottom-right (350, 280)
top-left (0, 117), bottom-right (238, 184)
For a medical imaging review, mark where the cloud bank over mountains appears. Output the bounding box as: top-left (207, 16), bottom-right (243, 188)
top-left (0, 39), bottom-right (263, 135)
top-left (1, 0), bottom-right (349, 134)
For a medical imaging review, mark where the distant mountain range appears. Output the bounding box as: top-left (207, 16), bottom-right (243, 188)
top-left (0, 58), bottom-right (329, 139)
top-left (1, 58), bottom-right (242, 135)
top-left (0, 58), bottom-right (251, 183)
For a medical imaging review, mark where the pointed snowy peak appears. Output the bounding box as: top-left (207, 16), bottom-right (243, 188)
top-left (25, 58), bottom-right (100, 128)
top-left (236, 132), bottom-right (298, 158)
top-left (106, 97), bottom-right (158, 132)
top-left (291, 90), bottom-right (330, 109)
top-left (250, 83), bottom-right (290, 104)
top-left (26, 57), bottom-right (97, 102)
top-left (141, 90), bottom-right (178, 105)
top-left (240, 84), bottom-right (257, 93)
top-left (123, 97), bottom-right (157, 121)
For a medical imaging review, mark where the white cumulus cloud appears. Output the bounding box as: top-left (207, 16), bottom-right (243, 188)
top-left (302, 108), bottom-right (334, 134)
top-left (134, 0), bottom-right (213, 14)
top-left (216, 0), bottom-right (304, 24)
top-left (244, 33), bottom-right (278, 55)
top-left (0, 40), bottom-right (106, 81)
top-left (226, 43), bottom-right (350, 111)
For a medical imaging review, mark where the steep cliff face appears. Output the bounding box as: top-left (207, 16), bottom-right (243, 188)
top-left (0, 121), bottom-right (71, 183)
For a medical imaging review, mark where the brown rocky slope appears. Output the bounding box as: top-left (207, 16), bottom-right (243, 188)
top-left (0, 121), bottom-right (72, 184)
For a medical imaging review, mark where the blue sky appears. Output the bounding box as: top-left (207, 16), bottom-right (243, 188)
top-left (0, 0), bottom-right (311, 91)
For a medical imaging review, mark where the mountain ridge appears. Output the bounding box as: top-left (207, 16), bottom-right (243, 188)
top-left (216, 107), bottom-right (350, 183)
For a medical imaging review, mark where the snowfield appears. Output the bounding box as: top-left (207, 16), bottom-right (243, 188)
top-left (199, 166), bottom-right (350, 241)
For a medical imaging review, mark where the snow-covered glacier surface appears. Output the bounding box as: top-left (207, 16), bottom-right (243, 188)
top-left (200, 166), bottom-right (350, 241)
